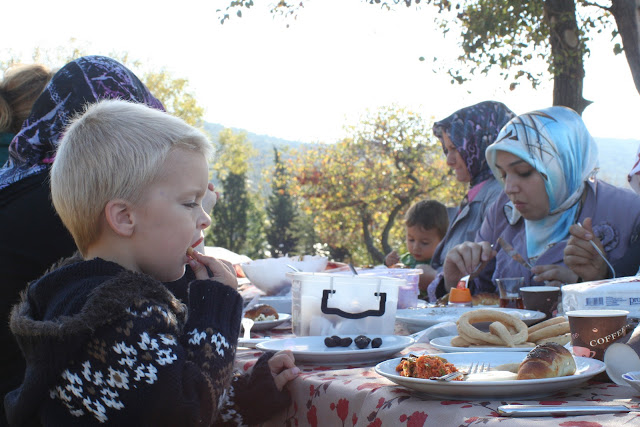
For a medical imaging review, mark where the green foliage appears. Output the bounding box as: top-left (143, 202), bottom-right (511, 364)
top-left (289, 105), bottom-right (465, 265)
top-left (265, 147), bottom-right (299, 257)
top-left (209, 171), bottom-right (251, 253)
top-left (208, 127), bottom-right (264, 255)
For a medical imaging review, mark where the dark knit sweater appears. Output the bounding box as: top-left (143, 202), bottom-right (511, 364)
top-left (4, 257), bottom-right (290, 426)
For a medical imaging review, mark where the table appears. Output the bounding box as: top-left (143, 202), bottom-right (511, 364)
top-left (235, 327), bottom-right (640, 426)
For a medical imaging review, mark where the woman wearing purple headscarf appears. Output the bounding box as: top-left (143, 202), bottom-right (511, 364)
top-left (0, 56), bottom-right (165, 413)
top-left (427, 101), bottom-right (516, 301)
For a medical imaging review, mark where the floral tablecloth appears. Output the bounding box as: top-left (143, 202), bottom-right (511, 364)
top-left (236, 335), bottom-right (640, 427)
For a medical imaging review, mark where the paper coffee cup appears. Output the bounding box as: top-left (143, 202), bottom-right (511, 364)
top-left (521, 286), bottom-right (561, 319)
top-left (567, 310), bottom-right (629, 361)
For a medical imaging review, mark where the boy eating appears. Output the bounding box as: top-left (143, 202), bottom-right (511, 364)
top-left (5, 100), bottom-right (298, 425)
top-left (385, 199), bottom-right (449, 296)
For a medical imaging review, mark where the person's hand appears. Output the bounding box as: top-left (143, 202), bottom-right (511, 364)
top-left (531, 264), bottom-right (578, 286)
top-left (202, 182), bottom-right (219, 215)
top-left (443, 241), bottom-right (496, 291)
top-left (268, 350), bottom-right (300, 391)
top-left (188, 248), bottom-right (237, 289)
top-left (415, 263), bottom-right (437, 291)
top-left (385, 250), bottom-right (400, 267)
top-left (564, 217), bottom-right (608, 282)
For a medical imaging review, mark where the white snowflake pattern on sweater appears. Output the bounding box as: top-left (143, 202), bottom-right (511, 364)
top-left (48, 306), bottom-right (187, 423)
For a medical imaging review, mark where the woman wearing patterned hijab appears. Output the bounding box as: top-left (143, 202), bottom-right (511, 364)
top-left (0, 56), bottom-right (164, 411)
top-left (427, 101), bottom-right (515, 301)
top-left (440, 106), bottom-right (640, 297)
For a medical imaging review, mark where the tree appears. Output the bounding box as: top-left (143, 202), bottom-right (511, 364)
top-left (208, 128), bottom-right (257, 253)
top-left (265, 147), bottom-right (299, 257)
top-left (288, 105), bottom-right (465, 265)
top-left (218, 0), bottom-right (640, 115)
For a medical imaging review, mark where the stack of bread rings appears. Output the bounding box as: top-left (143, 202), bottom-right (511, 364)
top-left (451, 310), bottom-right (571, 348)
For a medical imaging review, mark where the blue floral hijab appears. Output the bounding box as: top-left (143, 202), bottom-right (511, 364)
top-left (433, 101), bottom-right (516, 187)
top-left (485, 106), bottom-right (599, 259)
top-left (0, 56), bottom-right (164, 190)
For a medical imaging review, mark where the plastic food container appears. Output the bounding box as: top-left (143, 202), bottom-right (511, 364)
top-left (288, 272), bottom-right (400, 336)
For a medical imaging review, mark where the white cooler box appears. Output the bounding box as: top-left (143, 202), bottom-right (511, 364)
top-left (562, 276), bottom-right (640, 318)
top-left (288, 272), bottom-right (400, 336)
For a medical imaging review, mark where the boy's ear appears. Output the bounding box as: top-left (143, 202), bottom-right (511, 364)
top-left (104, 199), bottom-right (135, 237)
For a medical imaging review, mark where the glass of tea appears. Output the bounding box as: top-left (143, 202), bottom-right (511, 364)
top-left (494, 277), bottom-right (525, 309)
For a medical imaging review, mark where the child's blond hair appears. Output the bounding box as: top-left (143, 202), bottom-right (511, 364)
top-left (51, 99), bottom-right (212, 255)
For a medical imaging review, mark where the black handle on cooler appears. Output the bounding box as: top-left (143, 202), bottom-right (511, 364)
top-left (320, 289), bottom-right (387, 319)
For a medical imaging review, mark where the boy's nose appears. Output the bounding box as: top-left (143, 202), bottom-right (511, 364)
top-left (199, 210), bottom-right (211, 229)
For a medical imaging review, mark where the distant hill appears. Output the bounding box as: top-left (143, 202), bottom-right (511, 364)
top-left (593, 137), bottom-right (639, 188)
top-left (204, 122), bottom-right (639, 194)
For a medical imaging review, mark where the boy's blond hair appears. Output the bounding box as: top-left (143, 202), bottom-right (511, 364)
top-left (51, 99), bottom-right (213, 255)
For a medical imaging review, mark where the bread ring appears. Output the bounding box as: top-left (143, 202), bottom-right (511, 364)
top-left (536, 333), bottom-right (572, 346)
top-left (450, 335), bottom-right (472, 347)
top-left (528, 316), bottom-right (566, 334)
top-left (528, 321), bottom-right (570, 342)
top-left (458, 330), bottom-right (491, 345)
top-left (457, 309), bottom-right (528, 346)
top-left (489, 321), bottom-right (515, 347)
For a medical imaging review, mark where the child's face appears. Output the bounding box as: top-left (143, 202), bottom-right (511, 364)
top-left (405, 225), bottom-right (441, 262)
top-left (130, 149), bottom-right (211, 282)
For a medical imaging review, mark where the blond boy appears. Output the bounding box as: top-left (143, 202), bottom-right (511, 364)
top-left (5, 100), bottom-right (297, 426)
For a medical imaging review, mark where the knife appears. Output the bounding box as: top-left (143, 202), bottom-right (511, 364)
top-left (497, 404), bottom-right (631, 417)
top-left (497, 237), bottom-right (533, 269)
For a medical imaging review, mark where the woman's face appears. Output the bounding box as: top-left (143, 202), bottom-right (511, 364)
top-left (442, 132), bottom-right (471, 183)
top-left (494, 150), bottom-right (550, 221)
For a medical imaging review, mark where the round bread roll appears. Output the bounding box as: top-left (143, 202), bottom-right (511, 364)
top-left (244, 304), bottom-right (279, 320)
top-left (517, 342), bottom-right (576, 380)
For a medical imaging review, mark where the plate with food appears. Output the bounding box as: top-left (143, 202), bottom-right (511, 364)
top-left (432, 310), bottom-right (572, 351)
top-left (396, 306), bottom-right (545, 333)
top-left (375, 343), bottom-right (605, 399)
top-left (256, 334), bottom-right (415, 364)
top-left (243, 304), bottom-right (291, 331)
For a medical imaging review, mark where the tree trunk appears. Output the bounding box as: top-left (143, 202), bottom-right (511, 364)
top-left (545, 0), bottom-right (592, 114)
top-left (360, 207), bottom-right (385, 264)
top-left (610, 0), bottom-right (640, 95)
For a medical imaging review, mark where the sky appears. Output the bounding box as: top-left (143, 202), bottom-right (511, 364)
top-left (2, 0), bottom-right (639, 144)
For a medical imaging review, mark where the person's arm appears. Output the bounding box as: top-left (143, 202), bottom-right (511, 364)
top-left (46, 278), bottom-right (244, 425)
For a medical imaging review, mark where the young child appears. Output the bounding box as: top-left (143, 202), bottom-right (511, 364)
top-left (5, 100), bottom-right (298, 426)
top-left (385, 199), bottom-right (449, 295)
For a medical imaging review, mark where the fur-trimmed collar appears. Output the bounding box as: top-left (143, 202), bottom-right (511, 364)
top-left (10, 257), bottom-right (188, 340)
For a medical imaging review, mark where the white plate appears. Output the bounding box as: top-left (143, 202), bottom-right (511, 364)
top-left (375, 351), bottom-right (605, 399)
top-left (396, 307), bottom-right (545, 333)
top-left (248, 313), bottom-right (291, 331)
top-left (238, 337), bottom-right (272, 348)
top-left (430, 336), bottom-right (533, 353)
top-left (256, 335), bottom-right (415, 364)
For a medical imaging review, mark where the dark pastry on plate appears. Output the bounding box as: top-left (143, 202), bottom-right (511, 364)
top-left (244, 304), bottom-right (279, 321)
top-left (517, 342), bottom-right (576, 380)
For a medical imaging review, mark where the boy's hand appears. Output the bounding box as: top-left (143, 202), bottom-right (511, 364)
top-left (268, 350), bottom-right (300, 391)
top-left (188, 249), bottom-right (237, 289)
top-left (385, 250), bottom-right (400, 267)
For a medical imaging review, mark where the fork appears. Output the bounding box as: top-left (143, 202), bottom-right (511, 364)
top-left (430, 361), bottom-right (490, 381)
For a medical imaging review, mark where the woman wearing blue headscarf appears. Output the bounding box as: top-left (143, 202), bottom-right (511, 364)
top-left (440, 106), bottom-right (640, 297)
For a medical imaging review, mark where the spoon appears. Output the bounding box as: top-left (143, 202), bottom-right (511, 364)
top-left (241, 318), bottom-right (254, 340)
top-left (286, 264), bottom-right (301, 272)
top-left (577, 222), bottom-right (616, 279)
